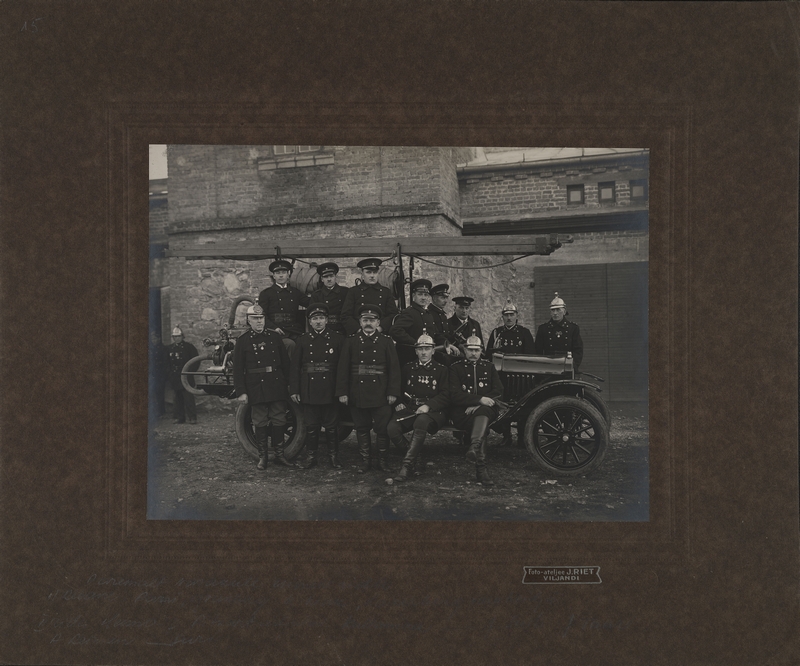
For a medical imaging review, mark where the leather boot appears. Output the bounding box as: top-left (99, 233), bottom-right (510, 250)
top-left (465, 415), bottom-right (490, 463)
top-left (394, 429), bottom-right (426, 482)
top-left (325, 428), bottom-right (342, 469)
top-left (302, 427), bottom-right (319, 469)
top-left (476, 438), bottom-right (494, 486)
top-left (254, 425), bottom-right (269, 470)
top-left (271, 424), bottom-right (294, 467)
top-left (356, 430), bottom-right (371, 474)
top-left (374, 435), bottom-right (390, 473)
top-left (390, 433), bottom-right (409, 453)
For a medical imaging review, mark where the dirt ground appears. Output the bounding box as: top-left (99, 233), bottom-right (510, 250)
top-left (148, 402), bottom-right (648, 522)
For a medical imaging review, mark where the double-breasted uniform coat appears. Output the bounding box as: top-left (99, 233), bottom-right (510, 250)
top-left (448, 358), bottom-right (505, 431)
top-left (257, 283), bottom-right (310, 339)
top-left (486, 324), bottom-right (535, 356)
top-left (340, 282), bottom-right (399, 335)
top-left (389, 302), bottom-right (442, 366)
top-left (233, 328), bottom-right (291, 427)
top-left (448, 315), bottom-right (484, 350)
top-left (391, 359), bottom-right (451, 435)
top-left (289, 327), bottom-right (344, 429)
top-left (167, 339), bottom-right (199, 422)
top-left (309, 284), bottom-right (350, 336)
top-left (535, 318), bottom-right (584, 372)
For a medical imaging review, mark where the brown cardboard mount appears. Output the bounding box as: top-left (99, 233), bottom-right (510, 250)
top-left (2, 2), bottom-right (798, 664)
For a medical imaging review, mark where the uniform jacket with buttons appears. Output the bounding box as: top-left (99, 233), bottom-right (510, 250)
top-left (390, 302), bottom-right (443, 366)
top-left (289, 327), bottom-right (344, 404)
top-left (447, 315), bottom-right (484, 349)
top-left (448, 358), bottom-right (504, 407)
top-left (336, 331), bottom-right (401, 409)
top-left (535, 318), bottom-right (584, 371)
top-left (340, 281), bottom-right (399, 335)
top-left (309, 284), bottom-right (350, 334)
top-left (257, 283), bottom-right (310, 336)
top-left (167, 340), bottom-right (199, 390)
top-left (233, 328), bottom-right (291, 405)
top-left (486, 324), bottom-right (535, 356)
top-left (427, 304), bottom-right (455, 345)
top-left (400, 360), bottom-right (450, 413)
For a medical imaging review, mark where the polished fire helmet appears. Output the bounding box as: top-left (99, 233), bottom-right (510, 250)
top-left (550, 292), bottom-right (566, 310)
top-left (246, 304), bottom-right (265, 317)
top-left (171, 327), bottom-right (183, 337)
top-left (415, 332), bottom-right (435, 348)
top-left (501, 297), bottom-right (518, 314)
top-left (465, 334), bottom-right (483, 349)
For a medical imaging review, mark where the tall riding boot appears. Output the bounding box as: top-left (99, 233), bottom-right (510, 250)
top-left (390, 433), bottom-right (409, 453)
top-left (475, 437), bottom-right (494, 486)
top-left (302, 427), bottom-right (320, 469)
top-left (325, 428), bottom-right (342, 469)
top-left (394, 429), bottom-right (426, 482)
top-left (254, 425), bottom-right (269, 470)
top-left (271, 424), bottom-right (294, 467)
top-left (374, 435), bottom-right (390, 472)
top-left (465, 415), bottom-right (490, 463)
top-left (356, 430), bottom-right (371, 474)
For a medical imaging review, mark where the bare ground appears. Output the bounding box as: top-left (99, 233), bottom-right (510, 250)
top-left (147, 403), bottom-right (648, 522)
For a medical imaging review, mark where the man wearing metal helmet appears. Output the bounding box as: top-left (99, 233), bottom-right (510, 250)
top-left (427, 283), bottom-right (461, 365)
top-left (389, 279), bottom-right (443, 367)
top-left (340, 258), bottom-right (399, 335)
top-left (485, 298), bottom-right (535, 356)
top-left (336, 304), bottom-right (402, 474)
top-left (309, 262), bottom-right (349, 336)
top-left (233, 304), bottom-right (293, 470)
top-left (387, 332), bottom-right (451, 482)
top-left (535, 292), bottom-right (584, 372)
top-left (289, 303), bottom-right (345, 469)
top-left (257, 258), bottom-right (310, 357)
top-left (449, 335), bottom-right (504, 486)
top-left (448, 296), bottom-right (485, 356)
top-left (167, 327), bottom-right (199, 424)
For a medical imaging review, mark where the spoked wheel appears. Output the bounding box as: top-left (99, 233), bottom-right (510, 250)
top-left (234, 400), bottom-right (306, 461)
top-left (524, 396), bottom-right (609, 476)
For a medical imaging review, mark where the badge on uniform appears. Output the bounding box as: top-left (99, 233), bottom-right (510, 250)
top-left (329, 347), bottom-right (334, 353)
top-left (556, 331), bottom-right (562, 338)
top-left (479, 381), bottom-right (484, 387)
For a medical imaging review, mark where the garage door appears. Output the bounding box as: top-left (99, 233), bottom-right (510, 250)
top-left (533, 262), bottom-right (648, 402)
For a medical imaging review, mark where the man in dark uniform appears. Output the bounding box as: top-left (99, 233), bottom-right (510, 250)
top-left (257, 258), bottom-right (310, 358)
top-left (233, 304), bottom-right (294, 470)
top-left (449, 335), bottom-right (504, 486)
top-left (309, 262), bottom-right (349, 336)
top-left (167, 327), bottom-right (198, 424)
top-left (427, 283), bottom-right (461, 365)
top-left (485, 299), bottom-right (536, 356)
top-left (340, 258), bottom-right (399, 335)
top-left (336, 304), bottom-right (402, 473)
top-left (290, 303), bottom-right (345, 469)
top-left (485, 299), bottom-right (535, 446)
top-left (448, 296), bottom-right (485, 356)
top-left (390, 279), bottom-right (441, 367)
top-left (387, 332), bottom-right (450, 482)
top-left (535, 292), bottom-right (584, 373)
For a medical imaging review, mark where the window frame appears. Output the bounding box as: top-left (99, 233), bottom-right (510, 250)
top-left (566, 184), bottom-right (585, 205)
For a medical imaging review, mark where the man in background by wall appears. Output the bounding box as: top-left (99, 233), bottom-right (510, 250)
top-left (167, 327), bottom-right (198, 425)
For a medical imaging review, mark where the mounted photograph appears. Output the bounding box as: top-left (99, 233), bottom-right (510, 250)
top-left (148, 145), bottom-right (649, 521)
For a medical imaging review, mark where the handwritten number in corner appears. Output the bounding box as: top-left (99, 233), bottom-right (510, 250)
top-left (20, 18), bottom-right (44, 34)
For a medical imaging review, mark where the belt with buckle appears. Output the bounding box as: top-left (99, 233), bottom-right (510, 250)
top-left (303, 363), bottom-right (332, 373)
top-left (352, 364), bottom-right (385, 376)
top-left (249, 366), bottom-right (275, 374)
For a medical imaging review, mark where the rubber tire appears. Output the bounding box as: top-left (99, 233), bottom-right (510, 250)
top-left (583, 391), bottom-right (612, 431)
top-left (235, 400), bottom-right (306, 461)
top-left (180, 353), bottom-right (214, 396)
top-left (524, 396), bottom-right (609, 476)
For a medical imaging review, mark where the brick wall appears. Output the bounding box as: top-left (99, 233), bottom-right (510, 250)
top-left (459, 161), bottom-right (648, 220)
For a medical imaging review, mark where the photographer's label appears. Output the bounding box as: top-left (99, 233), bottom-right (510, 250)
top-left (523, 567), bottom-right (601, 584)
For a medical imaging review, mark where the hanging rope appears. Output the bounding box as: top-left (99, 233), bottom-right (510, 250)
top-left (405, 253), bottom-right (536, 269)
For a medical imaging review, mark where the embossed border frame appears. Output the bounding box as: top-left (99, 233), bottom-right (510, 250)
top-left (107, 103), bottom-right (688, 563)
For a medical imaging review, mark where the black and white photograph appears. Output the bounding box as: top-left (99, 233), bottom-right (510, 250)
top-left (148, 145), bottom-right (649, 521)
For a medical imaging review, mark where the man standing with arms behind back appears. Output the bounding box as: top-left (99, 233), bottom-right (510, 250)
top-left (535, 292), bottom-right (584, 374)
top-left (167, 327), bottom-right (198, 425)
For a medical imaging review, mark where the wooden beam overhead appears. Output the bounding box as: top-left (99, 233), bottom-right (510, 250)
top-left (166, 235), bottom-right (572, 260)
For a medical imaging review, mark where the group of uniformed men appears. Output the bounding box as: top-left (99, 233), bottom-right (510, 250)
top-left (229, 256), bottom-right (583, 487)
